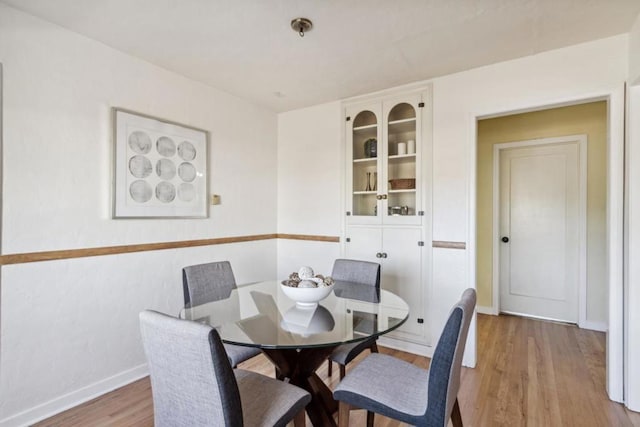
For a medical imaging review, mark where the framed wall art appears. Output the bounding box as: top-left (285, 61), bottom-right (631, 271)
top-left (112, 108), bottom-right (209, 218)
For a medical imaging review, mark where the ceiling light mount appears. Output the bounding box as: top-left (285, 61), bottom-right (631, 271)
top-left (291, 18), bottom-right (312, 37)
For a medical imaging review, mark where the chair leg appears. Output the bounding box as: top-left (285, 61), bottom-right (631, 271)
top-left (451, 398), bottom-right (463, 427)
top-left (328, 358), bottom-right (333, 376)
top-left (293, 409), bottom-right (306, 427)
top-left (371, 342), bottom-right (379, 353)
top-left (338, 401), bottom-right (351, 427)
top-left (366, 410), bottom-right (375, 427)
top-left (339, 364), bottom-right (346, 380)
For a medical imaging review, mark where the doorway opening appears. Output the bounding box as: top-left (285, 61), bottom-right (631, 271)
top-left (475, 100), bottom-right (608, 330)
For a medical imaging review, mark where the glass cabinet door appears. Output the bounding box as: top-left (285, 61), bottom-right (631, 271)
top-left (347, 104), bottom-right (382, 223)
top-left (346, 93), bottom-right (425, 226)
top-left (383, 96), bottom-right (422, 225)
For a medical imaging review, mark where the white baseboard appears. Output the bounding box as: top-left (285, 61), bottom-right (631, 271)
top-left (377, 337), bottom-right (476, 368)
top-left (378, 336), bottom-right (434, 358)
top-left (0, 364), bottom-right (148, 427)
top-left (579, 320), bottom-right (608, 332)
top-left (476, 305), bottom-right (498, 315)
top-left (498, 310), bottom-right (607, 333)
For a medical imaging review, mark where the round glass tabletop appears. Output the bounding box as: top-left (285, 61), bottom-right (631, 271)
top-left (180, 280), bottom-right (410, 349)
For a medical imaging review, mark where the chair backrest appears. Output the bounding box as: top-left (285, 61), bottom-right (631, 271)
top-left (424, 288), bottom-right (476, 426)
top-left (182, 261), bottom-right (237, 306)
top-left (139, 310), bottom-right (243, 426)
top-left (331, 259), bottom-right (381, 288)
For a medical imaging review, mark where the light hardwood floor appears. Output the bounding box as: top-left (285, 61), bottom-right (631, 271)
top-left (35, 314), bottom-right (640, 426)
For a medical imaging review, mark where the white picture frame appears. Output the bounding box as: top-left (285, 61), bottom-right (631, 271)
top-left (112, 108), bottom-right (209, 218)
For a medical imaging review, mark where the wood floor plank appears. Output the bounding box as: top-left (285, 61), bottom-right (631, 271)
top-left (34, 314), bottom-right (640, 426)
top-left (535, 319), bottom-right (562, 426)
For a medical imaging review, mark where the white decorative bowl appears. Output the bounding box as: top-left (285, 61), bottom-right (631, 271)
top-left (280, 282), bottom-right (334, 307)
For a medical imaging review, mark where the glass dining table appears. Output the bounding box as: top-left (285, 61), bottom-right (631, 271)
top-left (180, 279), bottom-right (409, 427)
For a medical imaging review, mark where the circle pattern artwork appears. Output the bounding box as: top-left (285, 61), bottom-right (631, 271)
top-left (125, 129), bottom-right (202, 209)
top-left (130, 180), bottom-right (152, 203)
top-left (156, 136), bottom-right (176, 157)
top-left (178, 162), bottom-right (197, 182)
top-left (156, 158), bottom-right (176, 180)
top-left (156, 181), bottom-right (176, 203)
top-left (128, 131), bottom-right (152, 154)
top-left (178, 183), bottom-right (196, 202)
top-left (178, 141), bottom-right (197, 161)
top-left (129, 155), bottom-right (153, 178)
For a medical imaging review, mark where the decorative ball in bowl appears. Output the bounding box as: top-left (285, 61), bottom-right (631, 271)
top-left (281, 266), bottom-right (335, 308)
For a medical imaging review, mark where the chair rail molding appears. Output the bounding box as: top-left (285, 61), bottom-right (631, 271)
top-left (0, 233), bottom-right (340, 266)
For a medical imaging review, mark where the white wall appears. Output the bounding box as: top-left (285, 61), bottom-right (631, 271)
top-left (630, 14), bottom-right (640, 85)
top-left (624, 79), bottom-right (640, 410)
top-left (276, 34), bottom-right (628, 395)
top-left (430, 35), bottom-right (627, 395)
top-left (276, 102), bottom-right (343, 278)
top-left (0, 5), bottom-right (278, 426)
top-left (626, 10), bottom-right (640, 413)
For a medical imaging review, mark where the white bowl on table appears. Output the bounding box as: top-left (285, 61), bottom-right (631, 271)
top-left (280, 282), bottom-right (334, 308)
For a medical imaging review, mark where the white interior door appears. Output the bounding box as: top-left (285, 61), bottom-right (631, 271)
top-left (498, 138), bottom-right (585, 323)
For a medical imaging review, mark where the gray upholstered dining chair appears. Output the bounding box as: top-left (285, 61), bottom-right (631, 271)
top-left (182, 261), bottom-right (261, 367)
top-left (333, 288), bottom-right (476, 427)
top-left (327, 259), bottom-right (381, 379)
top-left (140, 310), bottom-right (311, 427)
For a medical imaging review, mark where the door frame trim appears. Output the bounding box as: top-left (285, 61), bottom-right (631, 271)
top-left (492, 135), bottom-right (588, 326)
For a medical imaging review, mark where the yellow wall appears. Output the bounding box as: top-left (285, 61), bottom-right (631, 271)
top-left (476, 101), bottom-right (607, 323)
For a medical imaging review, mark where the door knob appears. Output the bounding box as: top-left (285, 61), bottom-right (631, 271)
top-left (501, 236), bottom-right (509, 243)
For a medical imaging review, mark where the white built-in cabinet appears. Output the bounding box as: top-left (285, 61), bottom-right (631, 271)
top-left (343, 86), bottom-right (432, 347)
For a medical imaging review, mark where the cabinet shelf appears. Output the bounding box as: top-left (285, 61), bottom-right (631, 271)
top-left (353, 157), bottom-right (377, 163)
top-left (353, 124), bottom-right (377, 132)
top-left (353, 191), bottom-right (377, 195)
top-left (388, 189), bottom-right (416, 194)
top-left (388, 154), bottom-right (416, 161)
top-left (388, 118), bottom-right (416, 126)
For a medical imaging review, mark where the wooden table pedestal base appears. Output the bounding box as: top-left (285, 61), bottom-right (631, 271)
top-left (262, 346), bottom-right (338, 427)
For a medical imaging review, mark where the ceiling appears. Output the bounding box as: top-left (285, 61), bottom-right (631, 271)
top-left (3, 0), bottom-right (640, 112)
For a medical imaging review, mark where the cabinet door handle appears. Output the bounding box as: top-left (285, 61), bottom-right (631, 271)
top-left (376, 195), bottom-right (382, 200)
top-left (382, 253), bottom-right (388, 258)
top-left (381, 194), bottom-right (388, 200)
top-left (376, 252), bottom-right (383, 258)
